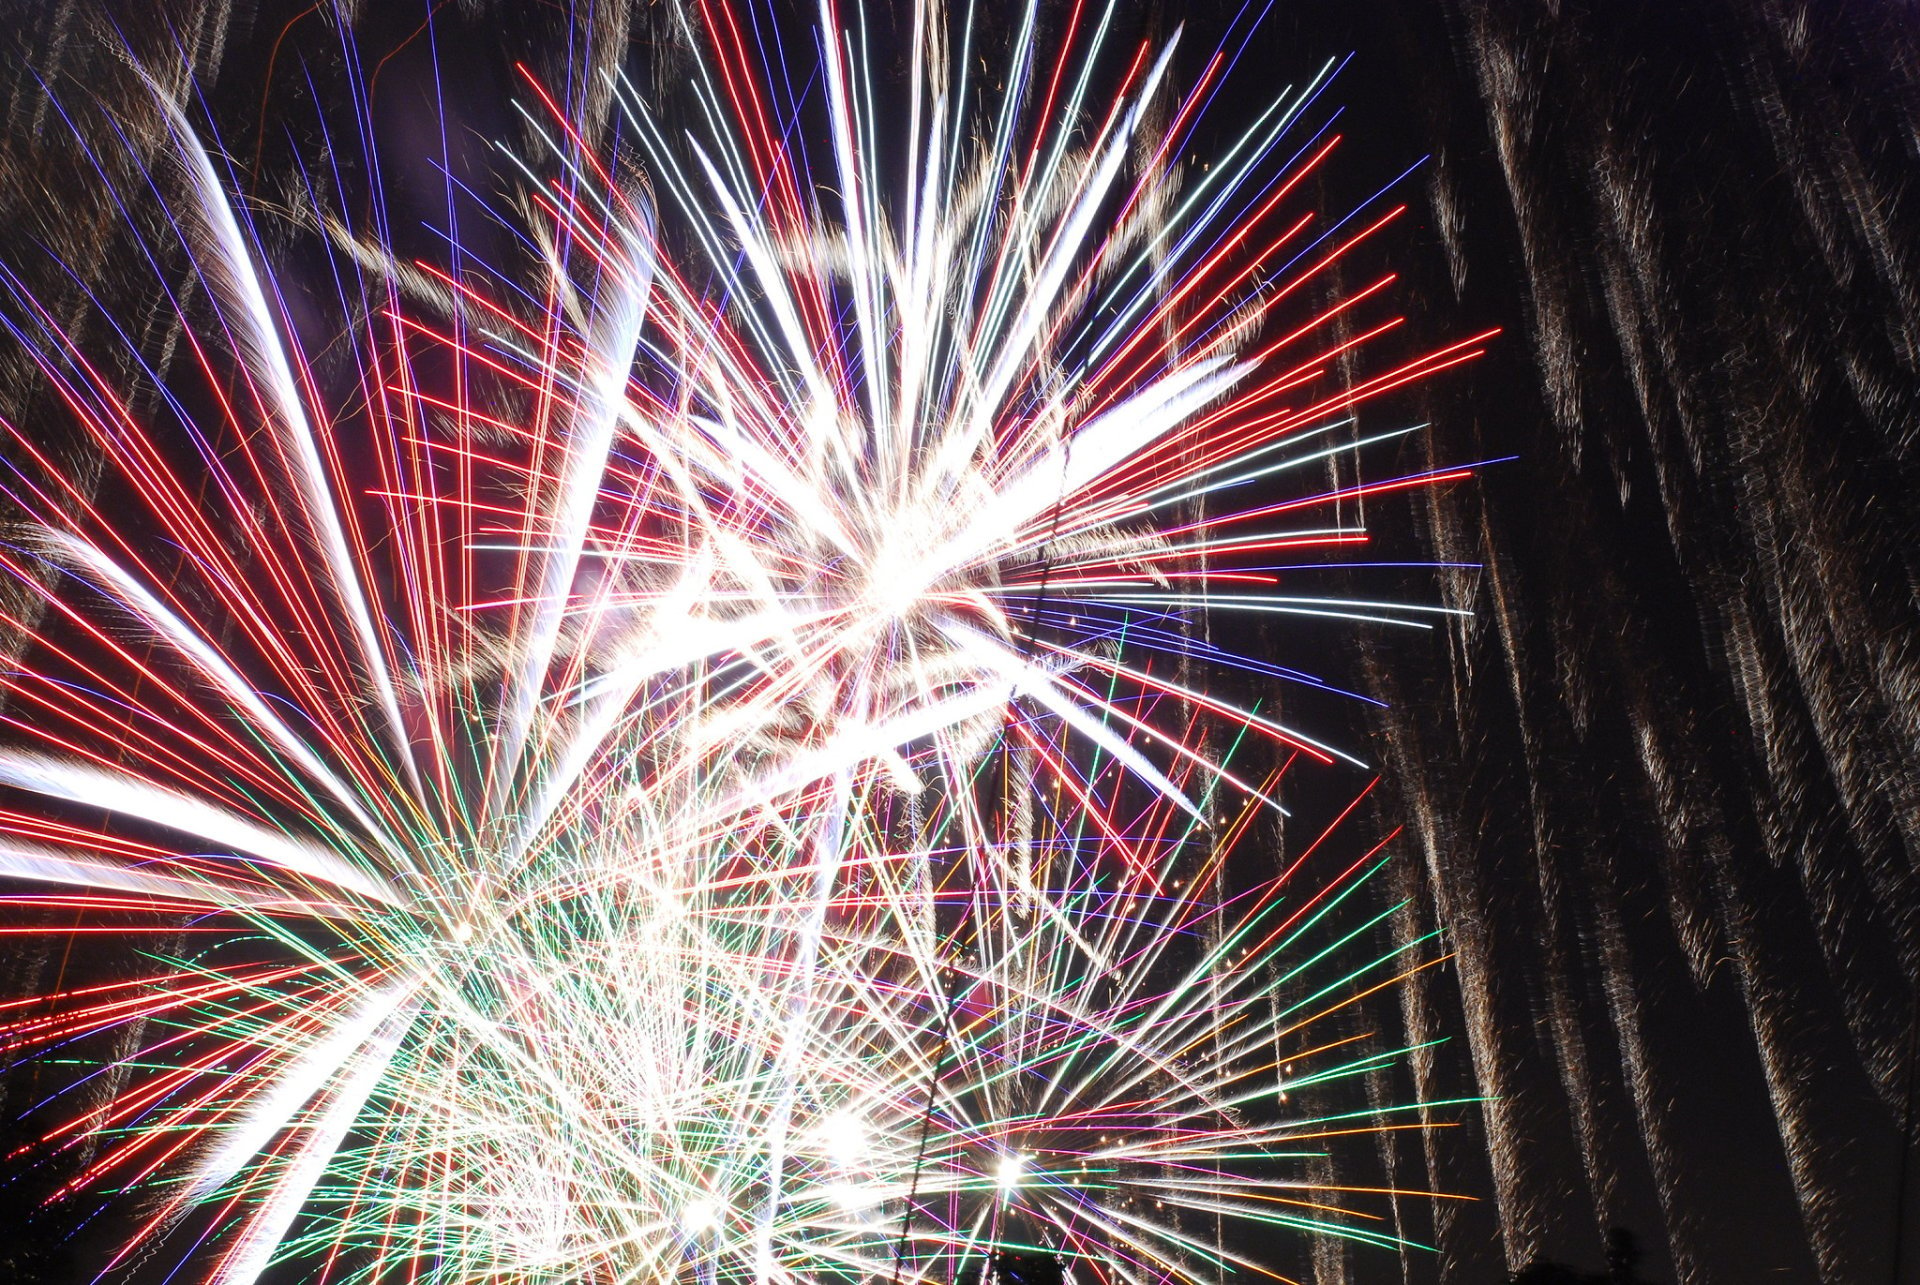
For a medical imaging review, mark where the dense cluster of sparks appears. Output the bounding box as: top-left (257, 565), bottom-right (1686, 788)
top-left (0, 3), bottom-right (1491, 1282)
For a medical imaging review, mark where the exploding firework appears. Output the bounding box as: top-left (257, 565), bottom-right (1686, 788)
top-left (0, 3), bottom-right (1490, 1282)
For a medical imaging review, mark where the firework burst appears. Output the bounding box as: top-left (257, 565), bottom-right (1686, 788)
top-left (0, 3), bottom-right (1489, 1282)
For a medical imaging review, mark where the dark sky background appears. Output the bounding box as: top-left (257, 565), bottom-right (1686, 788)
top-left (0, 3), bottom-right (1916, 1284)
top-left (1260, 3), bottom-right (1920, 1282)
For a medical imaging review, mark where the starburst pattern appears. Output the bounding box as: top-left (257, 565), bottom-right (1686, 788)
top-left (0, 3), bottom-right (1487, 1282)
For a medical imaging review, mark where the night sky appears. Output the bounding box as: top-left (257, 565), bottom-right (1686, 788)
top-left (1, 3), bottom-right (1916, 1283)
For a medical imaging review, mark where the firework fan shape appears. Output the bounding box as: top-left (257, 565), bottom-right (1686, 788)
top-left (0, 2), bottom-right (1493, 1282)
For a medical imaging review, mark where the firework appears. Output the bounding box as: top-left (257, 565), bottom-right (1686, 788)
top-left (0, 3), bottom-right (1487, 1282)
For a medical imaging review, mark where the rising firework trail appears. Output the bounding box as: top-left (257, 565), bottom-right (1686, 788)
top-left (0, 2), bottom-right (1490, 1282)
